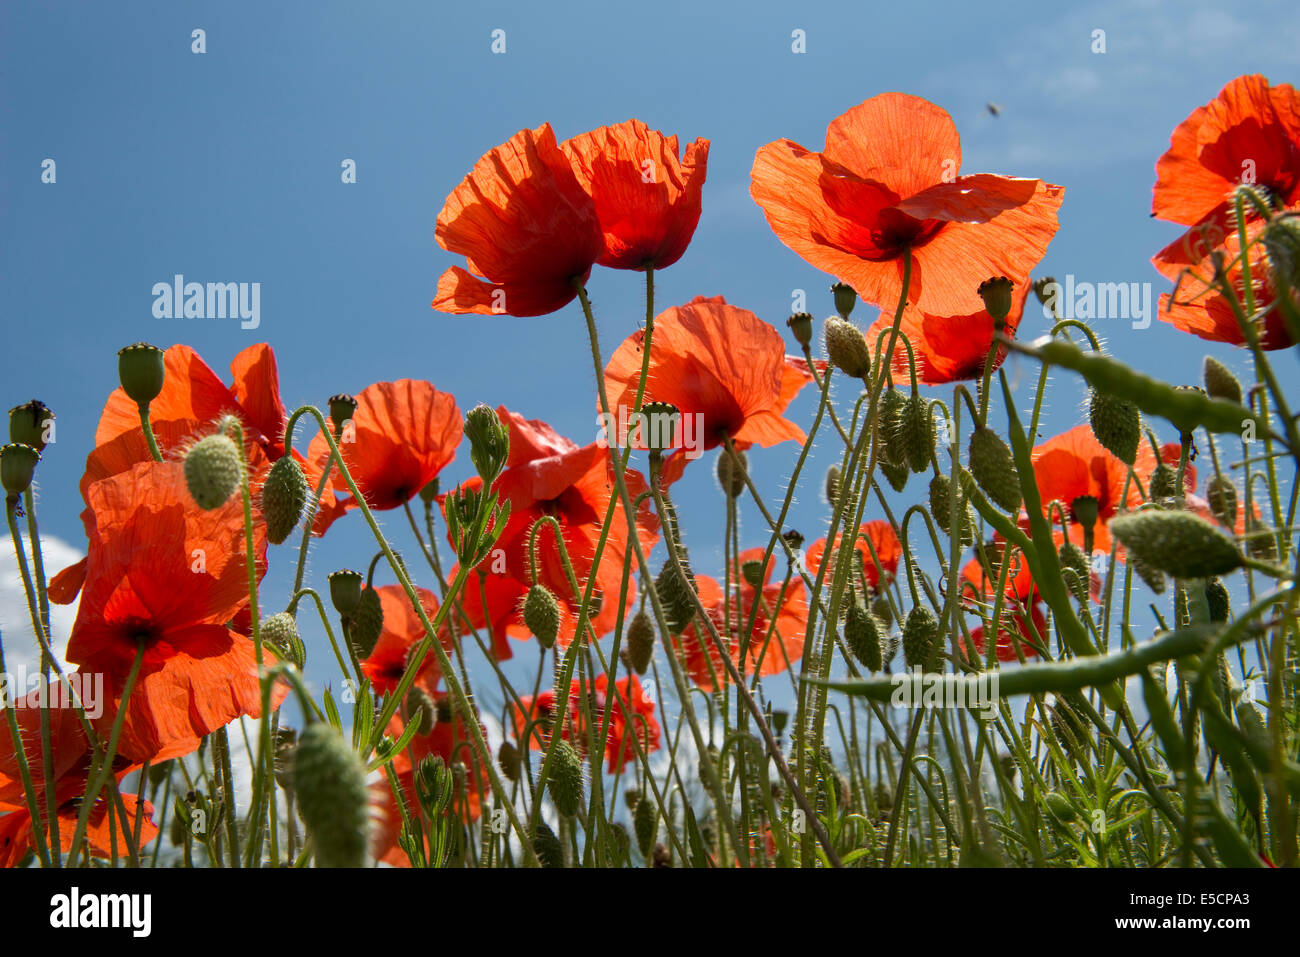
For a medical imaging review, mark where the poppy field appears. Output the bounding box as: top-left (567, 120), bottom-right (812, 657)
top-left (2, 65), bottom-right (1299, 875)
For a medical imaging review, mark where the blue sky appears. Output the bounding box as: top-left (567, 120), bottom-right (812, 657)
top-left (2, 0), bottom-right (1296, 718)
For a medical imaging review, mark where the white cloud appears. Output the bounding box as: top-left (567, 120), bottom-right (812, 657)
top-left (0, 532), bottom-right (81, 676)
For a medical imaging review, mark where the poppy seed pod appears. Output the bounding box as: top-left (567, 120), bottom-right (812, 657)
top-left (716, 448), bottom-right (747, 498)
top-left (260, 612), bottom-right (304, 669)
top-left (1033, 276), bottom-right (1058, 308)
top-left (350, 586), bottom-right (385, 658)
top-left (977, 276), bottom-right (1015, 325)
top-left (1088, 389), bottom-right (1141, 466)
top-left (824, 317), bottom-right (872, 378)
top-left (261, 455), bottom-right (309, 545)
top-left (968, 426), bottom-right (1021, 512)
top-left (1202, 356), bottom-right (1243, 405)
top-left (8, 400), bottom-right (54, 452)
top-left (845, 600), bottom-right (883, 672)
top-left (1, 443), bottom-right (41, 504)
top-left (1071, 495), bottom-right (1100, 535)
top-left (831, 282), bottom-right (857, 319)
top-left (328, 569), bottom-right (363, 617)
top-left (183, 434), bottom-right (242, 510)
top-left (117, 342), bottom-right (166, 407)
top-left (548, 740), bottom-right (585, 817)
top-left (523, 583), bottom-right (561, 649)
top-left (896, 394), bottom-right (935, 473)
top-left (1109, 511), bottom-right (1243, 580)
top-left (782, 528), bottom-right (805, 552)
top-left (1206, 476), bottom-right (1238, 528)
top-left (902, 605), bottom-right (940, 671)
top-left (638, 401), bottom-right (680, 455)
top-left (327, 393), bottom-right (358, 436)
top-left (292, 723), bottom-right (371, 868)
top-left (625, 607), bottom-right (656, 674)
top-left (1244, 515), bottom-right (1278, 561)
top-left (786, 312), bottom-right (814, 348)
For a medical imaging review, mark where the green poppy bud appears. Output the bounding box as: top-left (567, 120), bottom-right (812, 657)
top-left (183, 434), bottom-right (242, 510)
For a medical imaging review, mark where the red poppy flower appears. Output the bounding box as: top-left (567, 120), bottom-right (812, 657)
top-left (308, 379), bottom-right (462, 513)
top-left (604, 296), bottom-right (815, 471)
top-left (433, 124), bottom-right (605, 317)
top-left (446, 408), bottom-right (659, 654)
top-left (49, 344), bottom-right (346, 604)
top-left (359, 585), bottom-right (447, 696)
top-left (805, 521), bottom-right (903, 592)
top-left (966, 603), bottom-right (1048, 664)
top-left (372, 695), bottom-right (489, 867)
top-left (961, 537), bottom-right (1037, 605)
top-left (1152, 75), bottom-right (1300, 230)
top-left (1156, 215), bottom-right (1297, 349)
top-left (674, 549), bottom-right (809, 692)
top-left (560, 119), bottom-right (709, 270)
top-left (1151, 76), bottom-right (1300, 349)
top-left (869, 281), bottom-right (1033, 385)
top-left (0, 689), bottom-right (158, 866)
top-left (1030, 424), bottom-right (1162, 555)
top-left (515, 672), bottom-right (662, 774)
top-left (64, 460), bottom-right (274, 763)
top-left (751, 93), bottom-right (1064, 315)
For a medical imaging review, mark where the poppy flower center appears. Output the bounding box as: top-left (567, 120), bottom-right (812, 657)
top-left (867, 209), bottom-right (944, 260)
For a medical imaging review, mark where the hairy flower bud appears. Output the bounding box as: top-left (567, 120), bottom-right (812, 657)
top-left (845, 600), bottom-right (883, 672)
top-left (929, 474), bottom-right (974, 546)
top-left (184, 434), bottom-right (242, 510)
top-left (968, 426), bottom-right (1021, 512)
top-left (548, 740), bottom-right (585, 818)
top-left (1058, 540), bottom-right (1091, 603)
top-left (464, 403), bottom-right (511, 483)
top-left (523, 583), bottom-right (561, 650)
top-left (656, 551), bottom-right (699, 634)
top-left (897, 394), bottom-right (935, 474)
top-left (1206, 475), bottom-right (1238, 528)
top-left (625, 608), bottom-right (656, 674)
top-left (350, 586), bottom-right (384, 658)
top-left (260, 612), bottom-right (305, 669)
top-left (1202, 356), bottom-right (1243, 405)
top-left (1088, 389), bottom-right (1141, 466)
top-left (292, 723), bottom-right (371, 868)
top-left (1109, 511), bottom-right (1243, 580)
top-left (823, 317), bottom-right (871, 378)
top-left (716, 448), bottom-right (747, 498)
top-left (261, 455), bottom-right (309, 545)
top-left (902, 605), bottom-right (940, 671)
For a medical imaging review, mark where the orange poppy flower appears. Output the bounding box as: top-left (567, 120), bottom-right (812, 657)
top-left (372, 696), bottom-right (489, 867)
top-left (805, 521), bottom-right (903, 592)
top-left (433, 124), bottom-right (606, 317)
top-left (359, 585), bottom-right (447, 696)
top-left (751, 92), bottom-right (1064, 315)
top-left (966, 603), bottom-right (1048, 664)
top-left (870, 281), bottom-right (1033, 385)
top-left (674, 549), bottom-right (808, 692)
top-left (308, 379), bottom-right (462, 513)
top-left (604, 296), bottom-right (815, 469)
top-left (1030, 424), bottom-right (1163, 555)
top-left (65, 460), bottom-right (273, 763)
top-left (560, 119), bottom-right (709, 270)
top-left (1156, 215), bottom-right (1297, 349)
top-left (0, 688), bottom-right (158, 866)
top-left (49, 344), bottom-right (345, 604)
top-left (1152, 75), bottom-right (1299, 231)
top-left (1151, 76), bottom-right (1300, 349)
top-left (445, 408), bottom-right (659, 653)
top-left (514, 672), bottom-right (661, 774)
